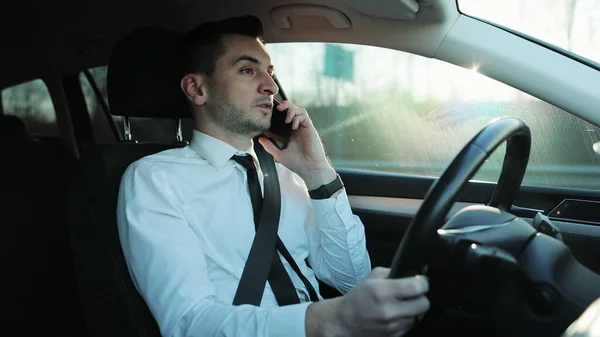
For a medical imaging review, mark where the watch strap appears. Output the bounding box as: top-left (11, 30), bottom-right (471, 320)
top-left (308, 174), bottom-right (344, 199)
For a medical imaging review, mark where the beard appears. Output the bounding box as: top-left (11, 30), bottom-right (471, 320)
top-left (205, 87), bottom-right (270, 138)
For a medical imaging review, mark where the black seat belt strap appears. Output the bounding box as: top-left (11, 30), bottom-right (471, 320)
top-left (233, 138), bottom-right (319, 306)
top-left (276, 238), bottom-right (320, 302)
top-left (232, 141), bottom-right (283, 306)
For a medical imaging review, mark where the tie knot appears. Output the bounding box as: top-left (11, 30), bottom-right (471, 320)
top-left (232, 155), bottom-right (256, 171)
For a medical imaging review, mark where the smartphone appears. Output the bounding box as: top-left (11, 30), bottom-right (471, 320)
top-left (267, 99), bottom-right (293, 150)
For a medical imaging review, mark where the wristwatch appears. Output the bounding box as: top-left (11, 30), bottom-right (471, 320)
top-left (308, 174), bottom-right (344, 199)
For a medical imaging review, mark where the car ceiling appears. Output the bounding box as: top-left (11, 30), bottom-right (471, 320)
top-left (0, 0), bottom-right (458, 89)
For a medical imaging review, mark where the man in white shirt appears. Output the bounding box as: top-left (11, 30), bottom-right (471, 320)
top-left (117, 15), bottom-right (430, 337)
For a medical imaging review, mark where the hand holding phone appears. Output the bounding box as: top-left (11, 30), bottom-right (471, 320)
top-left (266, 99), bottom-right (293, 150)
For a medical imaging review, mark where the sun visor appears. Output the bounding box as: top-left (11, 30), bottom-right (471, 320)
top-left (346, 0), bottom-right (419, 20)
top-left (270, 5), bottom-right (352, 29)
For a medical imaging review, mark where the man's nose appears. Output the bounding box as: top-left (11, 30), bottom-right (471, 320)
top-left (259, 73), bottom-right (279, 96)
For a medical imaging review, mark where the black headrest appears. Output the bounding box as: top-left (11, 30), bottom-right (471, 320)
top-left (0, 115), bottom-right (27, 143)
top-left (107, 27), bottom-right (190, 119)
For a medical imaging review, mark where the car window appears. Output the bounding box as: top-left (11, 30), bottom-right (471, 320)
top-left (80, 65), bottom-right (120, 143)
top-left (266, 42), bottom-right (600, 190)
top-left (81, 65), bottom-right (193, 143)
top-left (458, 0), bottom-right (600, 67)
top-left (2, 79), bottom-right (59, 137)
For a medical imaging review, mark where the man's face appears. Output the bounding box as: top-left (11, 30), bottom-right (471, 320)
top-left (203, 34), bottom-right (278, 138)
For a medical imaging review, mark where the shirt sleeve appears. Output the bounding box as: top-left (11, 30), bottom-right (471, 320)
top-left (304, 187), bottom-right (372, 294)
top-left (117, 161), bottom-right (311, 337)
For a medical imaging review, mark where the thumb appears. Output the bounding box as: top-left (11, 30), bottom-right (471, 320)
top-left (367, 267), bottom-right (391, 279)
top-left (258, 136), bottom-right (282, 159)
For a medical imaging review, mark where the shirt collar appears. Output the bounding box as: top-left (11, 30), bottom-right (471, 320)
top-left (189, 130), bottom-right (258, 170)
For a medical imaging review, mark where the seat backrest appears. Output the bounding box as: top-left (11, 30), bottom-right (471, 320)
top-left (68, 27), bottom-right (187, 337)
top-left (1, 115), bottom-right (84, 336)
top-left (69, 143), bottom-right (180, 337)
top-left (0, 114), bottom-right (26, 152)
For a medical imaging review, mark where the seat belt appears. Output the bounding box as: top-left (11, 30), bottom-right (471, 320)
top-left (233, 137), bottom-right (319, 306)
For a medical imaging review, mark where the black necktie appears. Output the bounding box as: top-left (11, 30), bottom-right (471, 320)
top-left (232, 155), bottom-right (320, 305)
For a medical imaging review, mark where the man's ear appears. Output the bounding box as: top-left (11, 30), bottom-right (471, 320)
top-left (181, 74), bottom-right (208, 106)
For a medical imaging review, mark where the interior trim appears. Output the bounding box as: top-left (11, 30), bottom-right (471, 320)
top-left (348, 195), bottom-right (475, 218)
top-left (548, 198), bottom-right (600, 226)
top-left (553, 220), bottom-right (600, 239)
top-left (436, 15), bottom-right (600, 127)
top-left (348, 195), bottom-right (600, 238)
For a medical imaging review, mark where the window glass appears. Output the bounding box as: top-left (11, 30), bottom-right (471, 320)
top-left (458, 0), bottom-right (600, 66)
top-left (80, 66), bottom-right (119, 143)
top-left (266, 43), bottom-right (600, 190)
top-left (2, 79), bottom-right (58, 137)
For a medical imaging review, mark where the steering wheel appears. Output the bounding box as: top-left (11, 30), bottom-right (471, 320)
top-left (389, 117), bottom-right (531, 277)
top-left (388, 117), bottom-right (600, 336)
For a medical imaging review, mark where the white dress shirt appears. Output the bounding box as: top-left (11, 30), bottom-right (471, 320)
top-left (117, 130), bottom-right (371, 337)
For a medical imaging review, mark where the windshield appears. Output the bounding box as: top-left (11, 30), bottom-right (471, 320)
top-left (458, 0), bottom-right (600, 66)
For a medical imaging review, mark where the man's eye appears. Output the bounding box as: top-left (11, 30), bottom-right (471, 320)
top-left (241, 68), bottom-right (254, 75)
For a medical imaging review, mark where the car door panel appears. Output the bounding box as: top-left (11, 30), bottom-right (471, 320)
top-left (339, 169), bottom-right (600, 274)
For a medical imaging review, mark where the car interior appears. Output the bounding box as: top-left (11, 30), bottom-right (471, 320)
top-left (2, 0), bottom-right (600, 336)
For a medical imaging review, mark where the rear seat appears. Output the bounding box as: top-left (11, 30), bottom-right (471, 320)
top-left (0, 115), bottom-right (85, 336)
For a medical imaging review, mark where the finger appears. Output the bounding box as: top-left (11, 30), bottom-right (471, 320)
top-left (278, 100), bottom-right (297, 112)
top-left (393, 275), bottom-right (429, 299)
top-left (286, 108), bottom-right (294, 123)
top-left (393, 295), bottom-right (430, 317)
top-left (258, 136), bottom-right (282, 158)
top-left (381, 317), bottom-right (416, 336)
top-left (285, 107), bottom-right (305, 124)
top-left (367, 267), bottom-right (391, 279)
top-left (292, 114), bottom-right (308, 130)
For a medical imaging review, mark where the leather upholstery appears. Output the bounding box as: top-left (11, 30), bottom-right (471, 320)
top-left (1, 115), bottom-right (84, 336)
top-left (69, 143), bottom-right (181, 337)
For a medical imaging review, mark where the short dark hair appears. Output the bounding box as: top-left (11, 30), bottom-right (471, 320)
top-left (181, 15), bottom-right (264, 78)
